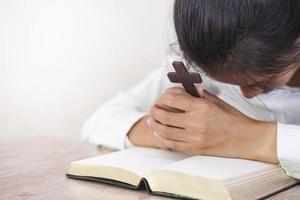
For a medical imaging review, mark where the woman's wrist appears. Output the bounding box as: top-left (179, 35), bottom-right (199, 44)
top-left (127, 115), bottom-right (159, 148)
top-left (248, 120), bottom-right (279, 164)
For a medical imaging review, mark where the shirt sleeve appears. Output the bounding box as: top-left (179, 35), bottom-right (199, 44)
top-left (81, 65), bottom-right (172, 150)
top-left (277, 123), bottom-right (300, 179)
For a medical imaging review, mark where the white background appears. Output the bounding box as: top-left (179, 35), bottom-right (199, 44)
top-left (0, 0), bottom-right (173, 141)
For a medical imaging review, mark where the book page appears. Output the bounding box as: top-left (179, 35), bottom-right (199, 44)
top-left (156, 155), bottom-right (276, 181)
top-left (73, 147), bottom-right (191, 176)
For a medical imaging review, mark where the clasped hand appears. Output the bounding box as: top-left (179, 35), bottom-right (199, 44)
top-left (147, 86), bottom-right (278, 163)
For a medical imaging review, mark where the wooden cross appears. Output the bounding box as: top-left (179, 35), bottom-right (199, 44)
top-left (167, 61), bottom-right (203, 98)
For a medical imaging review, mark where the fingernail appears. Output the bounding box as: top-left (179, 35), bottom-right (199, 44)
top-left (146, 118), bottom-right (151, 126)
top-left (153, 131), bottom-right (159, 138)
top-left (195, 83), bottom-right (204, 93)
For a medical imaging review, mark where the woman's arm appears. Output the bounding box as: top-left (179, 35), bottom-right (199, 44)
top-left (146, 86), bottom-right (300, 179)
top-left (127, 115), bottom-right (161, 148)
top-left (81, 65), bottom-right (172, 150)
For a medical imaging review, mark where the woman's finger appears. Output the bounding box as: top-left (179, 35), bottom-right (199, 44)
top-left (152, 131), bottom-right (193, 154)
top-left (149, 105), bottom-right (187, 128)
top-left (164, 86), bottom-right (186, 94)
top-left (152, 132), bottom-right (170, 150)
top-left (195, 83), bottom-right (204, 97)
top-left (155, 92), bottom-right (196, 112)
top-left (147, 117), bottom-right (191, 142)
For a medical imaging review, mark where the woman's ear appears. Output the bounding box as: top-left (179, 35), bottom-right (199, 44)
top-left (296, 36), bottom-right (300, 58)
top-left (286, 64), bottom-right (300, 87)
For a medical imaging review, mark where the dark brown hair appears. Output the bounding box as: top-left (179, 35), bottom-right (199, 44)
top-left (174, 0), bottom-right (300, 79)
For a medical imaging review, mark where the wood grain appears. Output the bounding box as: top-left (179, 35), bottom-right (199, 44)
top-left (0, 136), bottom-right (299, 200)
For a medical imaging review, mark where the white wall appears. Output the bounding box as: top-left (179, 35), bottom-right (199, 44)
top-left (0, 0), bottom-right (173, 141)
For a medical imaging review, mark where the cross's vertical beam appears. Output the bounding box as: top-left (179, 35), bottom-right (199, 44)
top-left (167, 61), bottom-right (203, 98)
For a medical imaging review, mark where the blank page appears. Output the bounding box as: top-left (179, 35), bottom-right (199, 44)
top-left (157, 155), bottom-right (276, 181)
top-left (72, 147), bottom-right (191, 176)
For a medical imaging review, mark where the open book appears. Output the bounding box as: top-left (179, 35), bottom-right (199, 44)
top-left (66, 147), bottom-right (298, 200)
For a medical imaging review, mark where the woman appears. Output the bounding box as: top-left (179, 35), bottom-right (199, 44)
top-left (82, 0), bottom-right (300, 179)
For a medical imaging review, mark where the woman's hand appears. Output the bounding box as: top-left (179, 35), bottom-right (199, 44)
top-left (147, 86), bottom-right (279, 164)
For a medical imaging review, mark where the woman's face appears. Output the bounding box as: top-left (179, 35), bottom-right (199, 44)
top-left (213, 65), bottom-right (300, 98)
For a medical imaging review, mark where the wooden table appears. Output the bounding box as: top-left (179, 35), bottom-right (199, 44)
top-left (0, 136), bottom-right (299, 200)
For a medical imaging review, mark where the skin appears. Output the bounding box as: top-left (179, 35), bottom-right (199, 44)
top-left (128, 65), bottom-right (300, 164)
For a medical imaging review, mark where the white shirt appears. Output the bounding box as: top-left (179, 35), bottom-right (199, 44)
top-left (81, 61), bottom-right (300, 180)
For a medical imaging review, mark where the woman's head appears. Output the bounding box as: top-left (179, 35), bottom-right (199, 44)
top-left (174, 0), bottom-right (300, 98)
